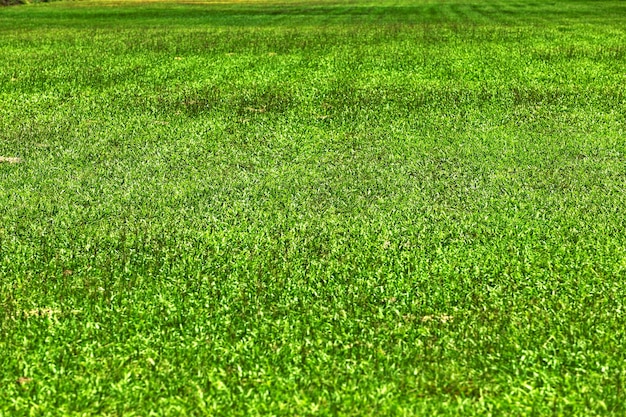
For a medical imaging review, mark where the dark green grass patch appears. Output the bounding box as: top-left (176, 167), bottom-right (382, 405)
top-left (1, 0), bottom-right (626, 415)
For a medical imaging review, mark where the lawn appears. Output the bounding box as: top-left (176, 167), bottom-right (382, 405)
top-left (1, 0), bottom-right (626, 415)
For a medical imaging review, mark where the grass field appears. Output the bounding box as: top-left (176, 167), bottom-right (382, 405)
top-left (1, 0), bottom-right (626, 414)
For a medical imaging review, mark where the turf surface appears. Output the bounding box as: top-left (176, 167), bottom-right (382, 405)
top-left (1, 0), bottom-right (626, 414)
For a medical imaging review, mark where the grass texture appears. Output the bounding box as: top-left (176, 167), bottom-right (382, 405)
top-left (1, 0), bottom-right (626, 415)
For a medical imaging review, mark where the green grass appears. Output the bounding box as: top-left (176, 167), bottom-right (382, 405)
top-left (1, 0), bottom-right (626, 414)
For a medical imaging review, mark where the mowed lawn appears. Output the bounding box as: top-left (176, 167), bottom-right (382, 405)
top-left (1, 0), bottom-right (626, 414)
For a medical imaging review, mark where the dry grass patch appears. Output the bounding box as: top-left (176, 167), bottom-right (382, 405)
top-left (0, 156), bottom-right (22, 164)
top-left (421, 314), bottom-right (454, 324)
top-left (16, 377), bottom-right (33, 386)
top-left (22, 308), bottom-right (62, 318)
